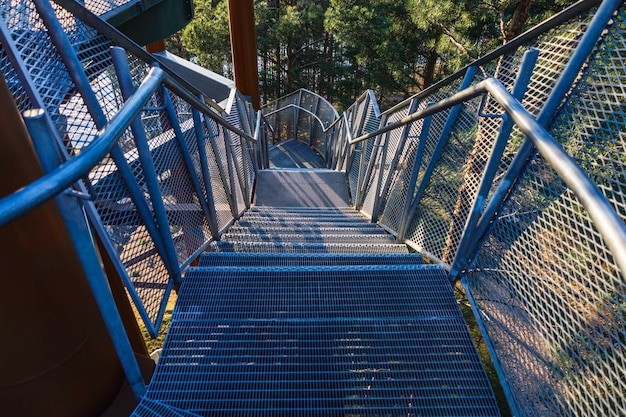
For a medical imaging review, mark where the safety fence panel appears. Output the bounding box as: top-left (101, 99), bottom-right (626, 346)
top-left (0, 0), bottom-right (259, 335)
top-left (262, 88), bottom-right (338, 148)
top-left (344, 90), bottom-right (381, 205)
top-left (377, 81), bottom-right (461, 237)
top-left (465, 6), bottom-right (626, 416)
top-left (83, 0), bottom-right (138, 16)
top-left (377, 5), bottom-right (598, 268)
top-left (358, 99), bottom-right (415, 218)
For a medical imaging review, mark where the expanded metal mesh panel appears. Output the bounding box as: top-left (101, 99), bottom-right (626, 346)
top-left (150, 93), bottom-right (213, 263)
top-left (209, 241), bottom-right (409, 254)
top-left (361, 100), bottom-right (415, 217)
top-left (0, 1), bottom-right (258, 332)
top-left (406, 98), bottom-right (483, 265)
top-left (84, 0), bottom-right (138, 16)
top-left (198, 252), bottom-right (424, 267)
top-left (225, 100), bottom-right (256, 208)
top-left (0, 45), bottom-right (33, 113)
top-left (552, 7), bottom-right (626, 223)
top-left (89, 156), bottom-right (172, 325)
top-left (201, 116), bottom-right (236, 231)
top-left (380, 93), bottom-right (457, 235)
top-left (466, 154), bottom-right (626, 417)
top-left (143, 266), bottom-right (499, 416)
top-left (463, 9), bottom-right (626, 417)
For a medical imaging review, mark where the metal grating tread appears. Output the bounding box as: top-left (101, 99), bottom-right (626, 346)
top-left (131, 398), bottom-right (202, 417)
top-left (198, 252), bottom-right (424, 267)
top-left (241, 216), bottom-right (368, 224)
top-left (227, 226), bottom-right (387, 235)
top-left (209, 241), bottom-right (410, 253)
top-left (221, 233), bottom-right (396, 244)
top-left (235, 220), bottom-right (377, 228)
top-left (249, 206), bottom-right (355, 213)
top-left (144, 266), bottom-right (500, 416)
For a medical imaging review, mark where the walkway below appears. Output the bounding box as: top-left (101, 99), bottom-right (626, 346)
top-left (268, 139), bottom-right (326, 169)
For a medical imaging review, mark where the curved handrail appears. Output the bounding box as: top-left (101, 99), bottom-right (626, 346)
top-left (0, 67), bottom-right (164, 227)
top-left (263, 104), bottom-right (328, 131)
top-left (262, 88), bottom-right (339, 121)
top-left (345, 77), bottom-right (626, 278)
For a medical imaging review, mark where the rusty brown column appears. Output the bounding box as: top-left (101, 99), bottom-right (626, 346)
top-left (227, 0), bottom-right (261, 110)
top-left (0, 74), bottom-right (126, 416)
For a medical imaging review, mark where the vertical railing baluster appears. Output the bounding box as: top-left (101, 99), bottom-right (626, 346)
top-left (396, 114), bottom-right (433, 241)
top-left (449, 49), bottom-right (539, 281)
top-left (24, 109), bottom-right (146, 399)
top-left (110, 47), bottom-right (182, 283)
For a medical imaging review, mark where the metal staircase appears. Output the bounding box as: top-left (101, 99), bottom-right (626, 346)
top-left (132, 187), bottom-right (501, 416)
top-left (2, 0), bottom-right (626, 416)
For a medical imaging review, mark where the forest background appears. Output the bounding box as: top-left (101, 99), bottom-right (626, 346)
top-left (167, 0), bottom-right (577, 110)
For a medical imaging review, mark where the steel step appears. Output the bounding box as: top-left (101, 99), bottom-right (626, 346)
top-left (227, 226), bottom-right (387, 235)
top-left (199, 252), bottom-right (424, 267)
top-left (221, 233), bottom-right (396, 244)
top-left (243, 212), bottom-right (365, 219)
top-left (235, 220), bottom-right (377, 228)
top-left (249, 206), bottom-right (355, 213)
top-left (209, 241), bottom-right (409, 253)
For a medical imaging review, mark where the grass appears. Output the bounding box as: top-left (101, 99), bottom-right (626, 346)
top-left (136, 292), bottom-right (177, 355)
top-left (454, 282), bottom-right (513, 417)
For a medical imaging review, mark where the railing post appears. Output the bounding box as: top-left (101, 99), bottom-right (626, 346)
top-left (371, 98), bottom-right (420, 222)
top-left (396, 114), bottom-right (433, 241)
top-left (396, 67), bottom-right (477, 240)
top-left (110, 47), bottom-right (183, 282)
top-left (449, 49), bottom-right (539, 281)
top-left (23, 109), bottom-right (146, 399)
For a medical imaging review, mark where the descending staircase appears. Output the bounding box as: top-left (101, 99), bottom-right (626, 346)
top-left (132, 172), bottom-right (502, 416)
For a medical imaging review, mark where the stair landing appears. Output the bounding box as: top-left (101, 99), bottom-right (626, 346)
top-left (254, 169), bottom-right (350, 207)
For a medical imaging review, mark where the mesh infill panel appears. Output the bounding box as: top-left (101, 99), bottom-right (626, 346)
top-left (463, 8), bottom-right (626, 417)
top-left (143, 266), bottom-right (499, 416)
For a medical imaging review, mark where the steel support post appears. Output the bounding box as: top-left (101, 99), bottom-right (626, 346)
top-left (24, 110), bottom-right (147, 399)
top-left (110, 47), bottom-right (183, 284)
top-left (449, 49), bottom-right (539, 281)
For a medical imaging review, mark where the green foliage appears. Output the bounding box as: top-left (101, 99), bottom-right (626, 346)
top-left (175, 0), bottom-right (577, 109)
top-left (181, 0), bottom-right (232, 75)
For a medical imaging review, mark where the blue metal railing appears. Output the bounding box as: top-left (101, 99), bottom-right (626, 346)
top-left (3, 0), bottom-right (626, 414)
top-left (0, 0), bottom-right (271, 399)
